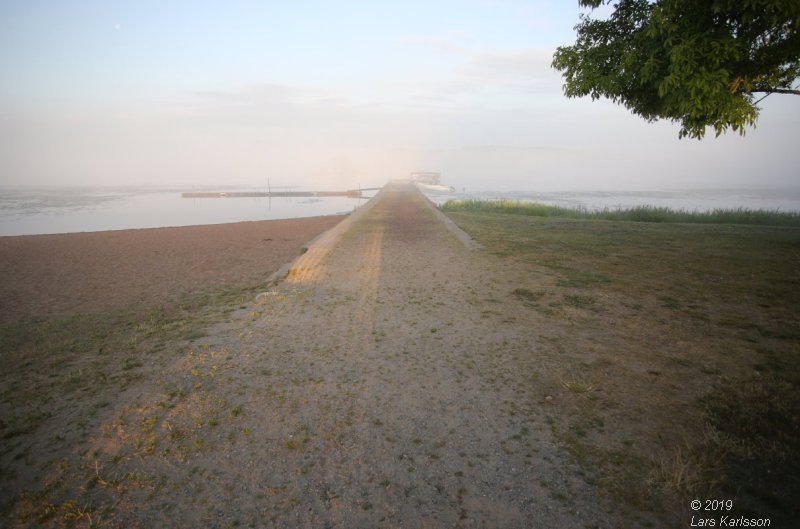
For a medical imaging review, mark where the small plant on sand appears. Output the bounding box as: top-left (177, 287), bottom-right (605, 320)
top-left (512, 288), bottom-right (545, 304)
top-left (559, 377), bottom-right (597, 397)
top-left (59, 500), bottom-right (97, 527)
top-left (563, 294), bottom-right (597, 309)
top-left (285, 426), bottom-right (311, 451)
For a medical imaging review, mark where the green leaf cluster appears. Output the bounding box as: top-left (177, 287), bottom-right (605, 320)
top-left (552, 0), bottom-right (800, 138)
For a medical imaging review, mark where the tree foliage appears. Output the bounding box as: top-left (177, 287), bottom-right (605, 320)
top-left (552, 0), bottom-right (800, 138)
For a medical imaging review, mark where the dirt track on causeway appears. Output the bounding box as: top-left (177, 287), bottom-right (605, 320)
top-left (68, 181), bottom-right (616, 528)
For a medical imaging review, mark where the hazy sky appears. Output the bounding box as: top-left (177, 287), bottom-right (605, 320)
top-left (1, 0), bottom-right (798, 191)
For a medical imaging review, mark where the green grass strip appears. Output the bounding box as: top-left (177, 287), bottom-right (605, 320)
top-left (441, 199), bottom-right (800, 227)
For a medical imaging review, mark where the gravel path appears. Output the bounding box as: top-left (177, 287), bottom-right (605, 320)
top-left (91, 181), bottom-right (613, 528)
top-left (11, 182), bottom-right (620, 528)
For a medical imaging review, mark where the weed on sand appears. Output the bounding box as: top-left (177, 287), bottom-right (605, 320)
top-left (0, 283), bottom-right (260, 526)
top-left (445, 209), bottom-right (800, 525)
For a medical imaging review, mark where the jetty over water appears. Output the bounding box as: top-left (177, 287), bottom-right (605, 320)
top-left (181, 189), bottom-right (381, 199)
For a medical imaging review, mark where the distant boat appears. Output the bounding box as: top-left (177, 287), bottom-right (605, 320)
top-left (410, 172), bottom-right (455, 193)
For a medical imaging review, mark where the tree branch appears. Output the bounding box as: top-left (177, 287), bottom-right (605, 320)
top-left (750, 88), bottom-right (800, 95)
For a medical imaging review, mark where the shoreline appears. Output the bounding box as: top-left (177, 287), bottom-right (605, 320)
top-left (0, 214), bottom-right (346, 323)
top-left (1, 213), bottom-right (348, 239)
top-left (0, 211), bottom-right (355, 239)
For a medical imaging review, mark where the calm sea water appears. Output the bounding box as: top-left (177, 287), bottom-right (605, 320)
top-left (0, 186), bottom-right (374, 236)
top-left (2, 185), bottom-right (799, 236)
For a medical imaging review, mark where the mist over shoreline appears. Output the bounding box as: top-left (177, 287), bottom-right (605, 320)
top-left (3, 185), bottom-right (800, 237)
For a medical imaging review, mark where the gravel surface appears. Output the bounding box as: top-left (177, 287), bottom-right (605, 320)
top-left (1, 183), bottom-right (623, 528)
top-left (87, 182), bottom-right (616, 528)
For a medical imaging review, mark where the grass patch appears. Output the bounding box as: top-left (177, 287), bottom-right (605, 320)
top-left (444, 207), bottom-right (800, 525)
top-left (512, 287), bottom-right (545, 304)
top-left (563, 294), bottom-right (597, 310)
top-left (703, 375), bottom-right (799, 522)
top-left (442, 199), bottom-right (800, 227)
top-left (0, 281), bottom-right (262, 521)
top-left (648, 373), bottom-right (800, 525)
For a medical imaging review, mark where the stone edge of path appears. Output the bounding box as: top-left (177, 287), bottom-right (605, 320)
top-left (260, 181), bottom-right (482, 296)
top-left (418, 192), bottom-right (484, 251)
top-left (262, 184), bottom-right (389, 287)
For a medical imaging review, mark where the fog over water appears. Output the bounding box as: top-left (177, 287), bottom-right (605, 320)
top-left (2, 185), bottom-right (799, 237)
top-left (1, 2), bottom-right (798, 198)
top-left (0, 186), bottom-right (372, 236)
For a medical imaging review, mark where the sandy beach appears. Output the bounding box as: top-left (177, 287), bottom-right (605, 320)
top-left (0, 215), bottom-right (345, 324)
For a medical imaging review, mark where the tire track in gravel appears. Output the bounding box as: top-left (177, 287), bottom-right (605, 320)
top-left (86, 181), bottom-right (620, 528)
top-left (218, 181), bottom-right (617, 528)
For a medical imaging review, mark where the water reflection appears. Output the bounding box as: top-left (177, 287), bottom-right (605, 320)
top-left (3, 185), bottom-right (799, 237)
top-left (0, 186), bottom-right (375, 236)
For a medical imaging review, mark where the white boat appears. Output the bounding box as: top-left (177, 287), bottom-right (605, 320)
top-left (416, 182), bottom-right (455, 193)
top-left (410, 172), bottom-right (455, 193)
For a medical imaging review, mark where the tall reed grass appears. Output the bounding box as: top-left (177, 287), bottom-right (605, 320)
top-left (441, 199), bottom-right (800, 227)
